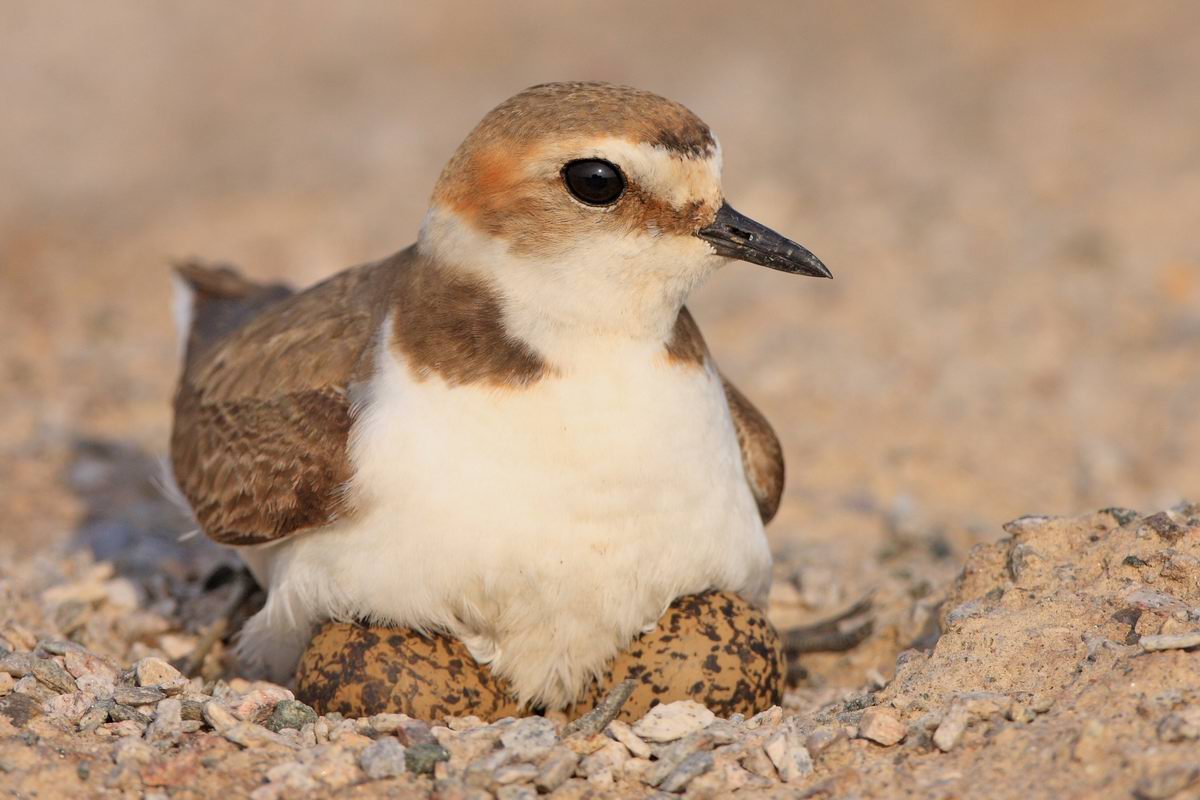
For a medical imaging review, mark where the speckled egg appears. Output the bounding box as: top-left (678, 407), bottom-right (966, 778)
top-left (574, 591), bottom-right (784, 721)
top-left (295, 590), bottom-right (783, 722)
top-left (295, 623), bottom-right (521, 721)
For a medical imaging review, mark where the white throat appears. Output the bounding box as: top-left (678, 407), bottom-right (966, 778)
top-left (418, 205), bottom-right (721, 365)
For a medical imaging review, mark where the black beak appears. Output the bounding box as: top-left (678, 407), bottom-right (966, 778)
top-left (696, 202), bottom-right (831, 278)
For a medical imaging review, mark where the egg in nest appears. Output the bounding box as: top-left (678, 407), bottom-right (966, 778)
top-left (295, 590), bottom-right (782, 722)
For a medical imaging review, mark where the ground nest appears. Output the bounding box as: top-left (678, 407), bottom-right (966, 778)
top-left (3, 503), bottom-right (1200, 798)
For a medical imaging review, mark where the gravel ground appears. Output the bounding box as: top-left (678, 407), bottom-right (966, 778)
top-left (5, 502), bottom-right (1200, 798)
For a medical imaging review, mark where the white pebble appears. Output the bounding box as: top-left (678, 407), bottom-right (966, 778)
top-left (606, 719), bottom-right (652, 758)
top-left (857, 707), bottom-right (906, 746)
top-left (231, 686), bottom-right (293, 721)
top-left (933, 706), bottom-right (969, 752)
top-left (578, 738), bottom-right (629, 778)
top-left (763, 728), bottom-right (814, 783)
top-left (359, 736), bottom-right (407, 779)
top-left (631, 700), bottom-right (715, 743)
top-left (42, 691), bottom-right (96, 724)
top-left (134, 657), bottom-right (186, 692)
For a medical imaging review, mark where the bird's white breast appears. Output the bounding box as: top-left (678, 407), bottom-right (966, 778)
top-left (244, 316), bottom-right (770, 707)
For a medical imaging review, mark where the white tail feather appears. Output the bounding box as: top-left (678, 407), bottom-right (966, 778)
top-left (170, 273), bottom-right (195, 362)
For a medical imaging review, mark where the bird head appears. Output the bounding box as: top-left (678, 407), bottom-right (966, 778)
top-left (418, 82), bottom-right (829, 346)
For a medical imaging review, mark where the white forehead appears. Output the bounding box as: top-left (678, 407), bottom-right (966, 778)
top-left (534, 135), bottom-right (724, 210)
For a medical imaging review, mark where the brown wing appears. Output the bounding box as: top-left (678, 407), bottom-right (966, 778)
top-left (722, 378), bottom-right (785, 524)
top-left (171, 252), bottom-right (403, 545)
top-left (667, 307), bottom-right (785, 524)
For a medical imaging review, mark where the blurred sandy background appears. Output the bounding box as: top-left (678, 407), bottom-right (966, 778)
top-left (1, 1), bottom-right (1197, 616)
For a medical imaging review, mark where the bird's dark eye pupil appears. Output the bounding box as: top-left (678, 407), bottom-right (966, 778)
top-left (563, 160), bottom-right (625, 206)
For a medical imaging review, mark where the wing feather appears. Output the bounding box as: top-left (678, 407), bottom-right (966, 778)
top-left (668, 307), bottom-right (785, 523)
top-left (722, 378), bottom-right (785, 523)
top-left (170, 254), bottom-right (400, 544)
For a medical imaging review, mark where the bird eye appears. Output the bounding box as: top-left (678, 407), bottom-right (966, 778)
top-left (562, 159), bottom-right (625, 206)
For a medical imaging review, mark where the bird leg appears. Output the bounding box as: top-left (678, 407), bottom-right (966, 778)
top-left (781, 594), bottom-right (874, 656)
top-left (180, 566), bottom-right (262, 679)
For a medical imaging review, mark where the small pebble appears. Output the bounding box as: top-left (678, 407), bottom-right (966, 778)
top-left (463, 746), bottom-right (510, 787)
top-left (585, 767), bottom-right (614, 788)
top-left (805, 726), bottom-right (845, 755)
top-left (231, 685), bottom-right (293, 722)
top-left (578, 739), bottom-right (629, 778)
top-left (606, 719), bottom-right (652, 758)
top-left (222, 721), bottom-right (297, 750)
top-left (104, 720), bottom-right (145, 737)
top-left (646, 730), bottom-right (717, 786)
top-left (107, 703), bottom-right (151, 726)
top-left (690, 762), bottom-right (754, 795)
top-left (36, 639), bottom-right (82, 657)
top-left (493, 762), bottom-right (537, 785)
top-left (1008, 703), bottom-right (1036, 724)
top-left (1140, 632), bottom-right (1200, 652)
top-left (858, 707), bottom-right (906, 746)
top-left (14, 674), bottom-right (55, 701)
top-left (359, 736), bottom-right (407, 779)
top-left (406, 741), bottom-right (451, 775)
top-left (743, 705), bottom-right (783, 729)
top-left (955, 692), bottom-right (1012, 719)
top-left (763, 728), bottom-right (813, 783)
top-left (1031, 695), bottom-right (1056, 714)
top-left (534, 747), bottom-right (579, 792)
top-left (31, 658), bottom-right (77, 694)
top-left (75, 673), bottom-right (114, 697)
top-left (562, 732), bottom-right (608, 756)
top-left (179, 699), bottom-right (206, 721)
top-left (43, 691), bottom-right (96, 725)
top-left (113, 685), bottom-right (164, 706)
top-left (622, 757), bottom-right (656, 785)
top-left (658, 751), bottom-right (714, 792)
top-left (331, 728), bottom-right (372, 749)
top-left (741, 745), bottom-right (778, 780)
top-left (0, 692), bottom-right (44, 726)
top-left (78, 699), bottom-right (114, 732)
top-left (147, 698), bottom-right (183, 741)
top-left (631, 700), bottom-right (715, 743)
top-left (933, 706), bottom-right (969, 752)
top-left (499, 715), bottom-right (557, 760)
top-left (364, 714), bottom-right (436, 745)
top-left (301, 744), bottom-right (360, 788)
top-left (134, 657), bottom-right (186, 692)
top-left (0, 652), bottom-right (33, 678)
top-left (202, 701), bottom-right (239, 732)
top-left (446, 714), bottom-right (486, 731)
top-left (267, 699), bottom-right (318, 732)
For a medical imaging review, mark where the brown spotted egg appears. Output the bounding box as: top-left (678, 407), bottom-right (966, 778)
top-left (295, 590), bottom-right (783, 722)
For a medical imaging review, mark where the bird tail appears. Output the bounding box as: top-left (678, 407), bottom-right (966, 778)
top-left (171, 261), bottom-right (294, 368)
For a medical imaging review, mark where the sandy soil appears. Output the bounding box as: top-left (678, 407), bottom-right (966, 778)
top-left (1, 1), bottom-right (1198, 797)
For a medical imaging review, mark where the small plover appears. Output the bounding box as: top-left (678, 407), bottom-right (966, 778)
top-left (170, 81), bottom-right (830, 708)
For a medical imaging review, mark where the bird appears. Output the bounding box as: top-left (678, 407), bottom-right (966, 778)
top-left (169, 81), bottom-right (830, 710)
